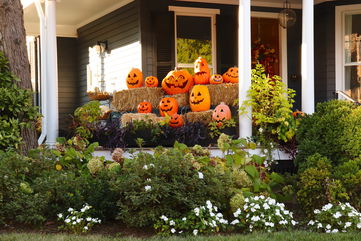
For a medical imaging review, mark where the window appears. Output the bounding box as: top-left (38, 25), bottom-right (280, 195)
top-left (169, 6), bottom-right (219, 74)
top-left (336, 5), bottom-right (361, 102)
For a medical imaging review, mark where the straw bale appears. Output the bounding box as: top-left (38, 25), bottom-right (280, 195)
top-left (185, 110), bottom-right (213, 125)
top-left (206, 83), bottom-right (239, 106)
top-left (112, 87), bottom-right (164, 112)
top-left (121, 113), bottom-right (159, 127)
top-left (172, 92), bottom-right (189, 107)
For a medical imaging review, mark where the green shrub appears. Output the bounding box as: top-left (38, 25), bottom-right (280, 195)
top-left (296, 100), bottom-right (360, 166)
top-left (0, 52), bottom-right (38, 150)
top-left (111, 142), bottom-right (233, 227)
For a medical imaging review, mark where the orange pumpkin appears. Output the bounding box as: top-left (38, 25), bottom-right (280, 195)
top-left (222, 67), bottom-right (238, 83)
top-left (159, 97), bottom-right (178, 117)
top-left (210, 74), bottom-right (223, 85)
top-left (162, 69), bottom-right (194, 95)
top-left (145, 76), bottom-right (159, 87)
top-left (169, 113), bottom-right (184, 128)
top-left (194, 57), bottom-right (210, 85)
top-left (292, 110), bottom-right (305, 118)
top-left (137, 101), bottom-right (152, 113)
top-left (212, 102), bottom-right (232, 127)
top-left (189, 85), bottom-right (211, 112)
top-left (126, 68), bottom-right (143, 88)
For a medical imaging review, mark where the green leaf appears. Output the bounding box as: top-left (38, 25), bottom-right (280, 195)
top-left (245, 165), bottom-right (259, 179)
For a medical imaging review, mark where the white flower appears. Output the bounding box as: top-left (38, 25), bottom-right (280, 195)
top-left (314, 209), bottom-right (321, 214)
top-left (149, 163), bottom-right (155, 167)
top-left (345, 222), bottom-right (352, 228)
top-left (231, 219), bottom-right (240, 225)
top-left (259, 128), bottom-right (264, 133)
top-left (171, 228), bottom-right (176, 233)
top-left (143, 165), bottom-right (148, 170)
top-left (68, 208), bottom-right (74, 212)
top-left (348, 212), bottom-right (355, 217)
top-left (332, 229), bottom-right (339, 233)
top-left (194, 207), bottom-right (200, 216)
top-left (333, 212), bottom-right (342, 219)
top-left (251, 216), bottom-right (260, 222)
top-left (57, 213), bottom-right (63, 219)
top-left (86, 217), bottom-right (92, 222)
top-left (326, 224), bottom-right (331, 230)
top-left (65, 219), bottom-right (70, 223)
top-left (291, 220), bottom-right (297, 226)
top-left (317, 223), bottom-right (323, 229)
top-left (76, 218), bottom-right (82, 223)
top-left (216, 213), bottom-right (223, 218)
top-left (234, 209), bottom-right (241, 218)
top-left (193, 229), bottom-right (198, 236)
top-left (146, 178), bottom-right (151, 182)
top-left (308, 220), bottom-right (315, 226)
top-left (283, 210), bottom-right (290, 215)
top-left (254, 196), bottom-right (259, 201)
top-left (72, 221), bottom-right (76, 225)
top-left (198, 172), bottom-right (204, 179)
top-left (268, 199), bottom-right (276, 205)
top-left (182, 217), bottom-right (187, 221)
top-left (251, 208), bottom-right (256, 213)
top-left (245, 198), bottom-right (249, 203)
top-left (169, 220), bottom-right (175, 226)
top-left (259, 195), bottom-right (265, 199)
top-left (210, 212), bottom-right (215, 217)
top-left (81, 208), bottom-right (86, 212)
top-left (72, 216), bottom-right (76, 220)
top-left (322, 203), bottom-right (333, 211)
top-left (144, 185), bottom-right (152, 191)
top-left (84, 226), bottom-right (88, 230)
top-left (263, 203), bottom-right (270, 210)
top-left (160, 215), bottom-right (168, 221)
top-left (254, 204), bottom-right (260, 209)
top-left (357, 223), bottom-right (361, 229)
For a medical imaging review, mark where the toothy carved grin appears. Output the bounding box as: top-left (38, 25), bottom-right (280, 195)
top-left (191, 99), bottom-right (205, 105)
top-left (165, 80), bottom-right (188, 89)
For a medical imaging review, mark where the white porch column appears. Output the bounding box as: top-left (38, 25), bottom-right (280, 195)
top-left (45, 0), bottom-right (59, 145)
top-left (301, 0), bottom-right (315, 114)
top-left (238, 0), bottom-right (253, 138)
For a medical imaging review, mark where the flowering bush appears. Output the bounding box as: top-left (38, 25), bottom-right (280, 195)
top-left (57, 203), bottom-right (101, 234)
top-left (307, 203), bottom-right (361, 233)
top-left (154, 200), bottom-right (228, 236)
top-left (231, 195), bottom-right (297, 233)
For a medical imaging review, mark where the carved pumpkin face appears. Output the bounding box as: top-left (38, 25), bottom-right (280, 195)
top-left (210, 74), bottom-right (223, 85)
top-left (222, 67), bottom-right (239, 83)
top-left (145, 76), bottom-right (159, 87)
top-left (126, 68), bottom-right (143, 88)
top-left (159, 97), bottom-right (178, 117)
top-left (189, 85), bottom-right (211, 112)
top-left (292, 110), bottom-right (305, 118)
top-left (137, 101), bottom-right (152, 113)
top-left (212, 102), bottom-right (231, 127)
top-left (169, 113), bottom-right (184, 128)
top-left (162, 69), bottom-right (194, 95)
top-left (194, 57), bottom-right (210, 84)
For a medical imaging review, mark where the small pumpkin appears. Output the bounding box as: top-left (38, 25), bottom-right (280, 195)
top-left (162, 69), bottom-right (194, 95)
top-left (145, 76), bottom-right (159, 87)
top-left (222, 67), bottom-right (238, 83)
top-left (194, 57), bottom-right (210, 84)
top-left (292, 110), bottom-right (305, 118)
top-left (210, 74), bottom-right (223, 85)
top-left (169, 113), bottom-right (184, 128)
top-left (126, 68), bottom-right (143, 88)
top-left (137, 101), bottom-right (152, 113)
top-left (159, 97), bottom-right (178, 117)
top-left (189, 85), bottom-right (211, 112)
top-left (212, 102), bottom-right (232, 127)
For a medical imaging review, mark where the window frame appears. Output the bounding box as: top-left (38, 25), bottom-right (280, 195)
top-left (335, 4), bottom-right (361, 96)
top-left (169, 6), bottom-right (219, 72)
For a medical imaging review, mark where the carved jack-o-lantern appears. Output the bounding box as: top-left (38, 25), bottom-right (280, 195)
top-left (162, 69), bottom-right (194, 95)
top-left (210, 74), bottom-right (223, 85)
top-left (126, 68), bottom-right (144, 88)
top-left (212, 102), bottom-right (231, 127)
top-left (169, 113), bottom-right (184, 128)
top-left (137, 101), bottom-right (152, 113)
top-left (159, 97), bottom-right (178, 117)
top-left (189, 85), bottom-right (211, 112)
top-left (222, 67), bottom-right (239, 83)
top-left (194, 57), bottom-right (210, 85)
top-left (145, 76), bottom-right (159, 87)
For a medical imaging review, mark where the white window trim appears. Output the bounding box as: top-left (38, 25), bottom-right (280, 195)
top-left (251, 11), bottom-right (288, 87)
top-left (169, 6), bottom-right (219, 72)
top-left (335, 4), bottom-right (361, 96)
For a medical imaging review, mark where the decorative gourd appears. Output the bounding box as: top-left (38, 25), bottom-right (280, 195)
top-left (126, 68), bottom-right (143, 88)
top-left (159, 97), bottom-right (178, 117)
top-left (189, 85), bottom-right (211, 112)
top-left (162, 69), bottom-right (194, 95)
top-left (210, 74), bottom-right (223, 85)
top-left (212, 102), bottom-right (231, 127)
top-left (194, 57), bottom-right (210, 84)
top-left (145, 76), bottom-right (159, 87)
top-left (137, 101), bottom-right (152, 113)
top-left (222, 67), bottom-right (238, 83)
top-left (169, 113), bottom-right (184, 128)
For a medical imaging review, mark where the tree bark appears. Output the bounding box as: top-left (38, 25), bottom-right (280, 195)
top-left (0, 0), bottom-right (38, 152)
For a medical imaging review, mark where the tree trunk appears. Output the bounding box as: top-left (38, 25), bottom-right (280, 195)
top-left (0, 0), bottom-right (38, 152)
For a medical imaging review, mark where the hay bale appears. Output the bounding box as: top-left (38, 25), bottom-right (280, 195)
top-left (206, 83), bottom-right (238, 106)
top-left (172, 92), bottom-right (189, 107)
top-left (112, 87), bottom-right (164, 112)
top-left (185, 110), bottom-right (213, 125)
top-left (121, 113), bottom-right (159, 127)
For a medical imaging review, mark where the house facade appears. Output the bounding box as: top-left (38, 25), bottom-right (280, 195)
top-left (22, 0), bottom-right (361, 144)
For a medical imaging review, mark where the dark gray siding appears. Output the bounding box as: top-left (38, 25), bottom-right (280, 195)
top-left (57, 37), bottom-right (78, 137)
top-left (77, 1), bottom-right (140, 104)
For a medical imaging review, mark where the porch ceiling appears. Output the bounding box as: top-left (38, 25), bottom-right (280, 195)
top-left (22, 0), bottom-right (336, 37)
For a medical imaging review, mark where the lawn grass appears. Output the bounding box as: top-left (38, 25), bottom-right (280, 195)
top-left (1, 231), bottom-right (361, 241)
